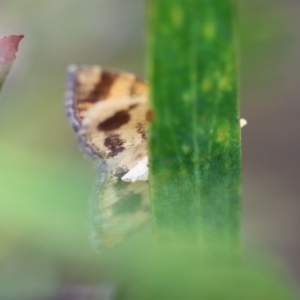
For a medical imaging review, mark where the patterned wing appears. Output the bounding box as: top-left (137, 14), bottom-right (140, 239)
top-left (65, 66), bottom-right (150, 250)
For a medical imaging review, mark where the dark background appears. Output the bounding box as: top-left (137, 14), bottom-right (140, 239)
top-left (0, 0), bottom-right (299, 298)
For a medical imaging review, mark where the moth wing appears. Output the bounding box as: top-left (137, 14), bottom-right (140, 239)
top-left (65, 66), bottom-right (150, 250)
top-left (80, 96), bottom-right (150, 250)
top-left (65, 65), bottom-right (148, 140)
top-left (79, 96), bottom-right (148, 174)
top-left (89, 173), bottom-right (150, 250)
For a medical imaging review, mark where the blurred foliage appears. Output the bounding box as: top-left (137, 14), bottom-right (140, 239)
top-left (238, 0), bottom-right (293, 96)
top-left (115, 244), bottom-right (296, 300)
top-left (0, 0), bottom-right (298, 299)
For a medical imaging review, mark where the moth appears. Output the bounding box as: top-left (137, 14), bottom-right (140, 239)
top-left (65, 66), bottom-right (151, 250)
top-left (65, 65), bottom-right (247, 251)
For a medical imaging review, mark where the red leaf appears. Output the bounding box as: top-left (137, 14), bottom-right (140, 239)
top-left (0, 35), bottom-right (24, 66)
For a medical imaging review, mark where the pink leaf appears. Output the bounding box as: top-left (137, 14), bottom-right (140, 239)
top-left (0, 35), bottom-right (24, 65)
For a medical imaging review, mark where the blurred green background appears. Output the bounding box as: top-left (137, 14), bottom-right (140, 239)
top-left (0, 0), bottom-right (299, 298)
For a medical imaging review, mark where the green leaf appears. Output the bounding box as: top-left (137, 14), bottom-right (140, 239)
top-left (147, 0), bottom-right (241, 252)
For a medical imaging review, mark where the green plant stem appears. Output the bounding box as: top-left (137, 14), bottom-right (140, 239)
top-left (147, 0), bottom-right (241, 254)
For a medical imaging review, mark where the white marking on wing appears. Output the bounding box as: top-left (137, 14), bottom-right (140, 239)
top-left (121, 156), bottom-right (149, 182)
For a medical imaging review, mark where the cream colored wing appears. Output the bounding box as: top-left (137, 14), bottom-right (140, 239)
top-left (89, 173), bottom-right (150, 250)
top-left (65, 66), bottom-right (150, 251)
top-left (79, 95), bottom-right (148, 176)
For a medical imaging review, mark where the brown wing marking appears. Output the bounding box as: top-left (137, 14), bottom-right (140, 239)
top-left (79, 96), bottom-right (148, 173)
top-left (65, 65), bottom-right (148, 134)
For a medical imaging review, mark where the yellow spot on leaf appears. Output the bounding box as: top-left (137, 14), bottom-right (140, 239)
top-left (218, 77), bottom-right (231, 91)
top-left (202, 79), bottom-right (213, 92)
top-left (216, 126), bottom-right (229, 142)
top-left (182, 144), bottom-right (191, 154)
top-left (171, 7), bottom-right (184, 28)
top-left (203, 21), bottom-right (215, 40)
top-left (182, 91), bottom-right (190, 103)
